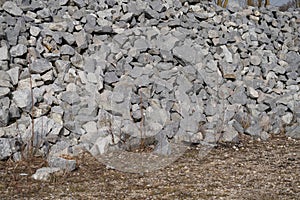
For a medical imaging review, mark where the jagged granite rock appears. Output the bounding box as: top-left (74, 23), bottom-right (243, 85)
top-left (0, 70), bottom-right (12, 88)
top-left (30, 59), bottom-right (53, 74)
top-left (173, 44), bottom-right (196, 65)
top-left (10, 44), bottom-right (27, 57)
top-left (220, 125), bottom-right (239, 142)
top-left (12, 89), bottom-right (33, 110)
top-left (6, 67), bottom-right (19, 86)
top-left (48, 157), bottom-right (76, 172)
top-left (0, 138), bottom-right (20, 160)
top-left (154, 131), bottom-right (172, 155)
top-left (220, 45), bottom-right (233, 63)
top-left (286, 124), bottom-right (300, 139)
top-left (30, 116), bottom-right (63, 148)
top-left (2, 1), bottom-right (23, 16)
top-left (0, 107), bottom-right (9, 127)
top-left (89, 135), bottom-right (116, 156)
top-left (229, 86), bottom-right (248, 105)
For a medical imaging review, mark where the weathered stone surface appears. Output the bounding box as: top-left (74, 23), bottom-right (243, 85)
top-left (74, 30), bottom-right (87, 49)
top-left (221, 125), bottom-right (239, 142)
top-left (0, 0), bottom-right (299, 169)
top-left (220, 45), bottom-right (233, 63)
top-left (248, 87), bottom-right (259, 98)
top-left (250, 55), bottom-right (261, 66)
top-left (0, 107), bottom-right (9, 127)
top-left (62, 33), bottom-right (76, 45)
top-left (205, 99), bottom-right (218, 116)
top-left (32, 167), bottom-right (61, 181)
top-left (3, 1), bottom-right (23, 16)
top-left (30, 59), bottom-right (53, 74)
top-left (48, 157), bottom-right (76, 172)
top-left (7, 67), bottom-right (19, 86)
top-left (154, 131), bottom-right (172, 155)
top-left (0, 70), bottom-right (12, 88)
top-left (48, 141), bottom-right (71, 157)
top-left (44, 22), bottom-right (68, 32)
top-left (286, 124), bottom-right (300, 139)
top-left (0, 87), bottom-right (10, 98)
top-left (60, 91), bottom-right (80, 105)
top-left (134, 38), bottom-right (149, 51)
top-left (0, 138), bottom-right (13, 160)
top-left (245, 123), bottom-right (262, 137)
top-left (229, 86), bottom-right (248, 105)
top-left (10, 44), bottom-right (27, 57)
top-left (285, 51), bottom-right (300, 71)
top-left (60, 45), bottom-right (75, 55)
top-left (29, 26), bottom-right (41, 37)
top-left (32, 116), bottom-right (63, 147)
top-left (12, 89), bottom-right (32, 109)
top-left (0, 45), bottom-right (9, 61)
top-left (104, 72), bottom-right (119, 84)
top-left (89, 135), bottom-right (115, 156)
top-left (9, 104), bottom-right (20, 119)
top-left (80, 127), bottom-right (107, 146)
top-left (282, 112), bottom-right (293, 124)
top-left (173, 45), bottom-right (196, 65)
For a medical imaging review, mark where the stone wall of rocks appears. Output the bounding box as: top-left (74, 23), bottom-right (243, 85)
top-left (0, 0), bottom-right (299, 168)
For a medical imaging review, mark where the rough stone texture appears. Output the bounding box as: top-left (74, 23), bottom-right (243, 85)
top-left (134, 38), bottom-right (149, 51)
top-left (32, 167), bottom-right (61, 181)
top-left (32, 116), bottom-right (63, 147)
top-left (221, 125), bottom-right (239, 142)
top-left (2, 1), bottom-right (23, 16)
top-left (12, 89), bottom-right (33, 110)
top-left (250, 55), bottom-right (261, 66)
top-left (7, 67), bottom-right (19, 85)
top-left (10, 44), bottom-right (27, 57)
top-left (30, 59), bottom-right (53, 74)
top-left (0, 138), bottom-right (13, 160)
top-left (173, 45), bottom-right (196, 65)
top-left (89, 135), bottom-right (115, 156)
top-left (220, 45), bottom-right (233, 63)
top-left (0, 0), bottom-right (299, 164)
top-left (0, 87), bottom-right (10, 98)
top-left (0, 45), bottom-right (9, 61)
top-left (48, 157), bottom-right (76, 172)
top-left (286, 124), bottom-right (300, 139)
top-left (0, 107), bottom-right (9, 126)
top-left (0, 70), bottom-right (12, 88)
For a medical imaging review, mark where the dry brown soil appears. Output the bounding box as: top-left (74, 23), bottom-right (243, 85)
top-left (0, 134), bottom-right (299, 199)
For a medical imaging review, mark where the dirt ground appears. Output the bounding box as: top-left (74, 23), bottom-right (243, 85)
top-left (0, 134), bottom-right (299, 199)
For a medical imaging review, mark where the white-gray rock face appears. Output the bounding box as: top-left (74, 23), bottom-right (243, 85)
top-left (10, 44), bottom-right (27, 57)
top-left (0, 46), bottom-right (9, 61)
top-left (30, 59), bottom-right (53, 74)
top-left (48, 157), bottom-right (76, 172)
top-left (0, 138), bottom-right (20, 160)
top-left (0, 87), bottom-right (10, 98)
top-left (32, 167), bottom-right (61, 181)
top-left (12, 89), bottom-right (33, 110)
top-left (173, 45), bottom-right (197, 65)
top-left (2, 1), bottom-right (23, 16)
top-left (0, 138), bottom-right (13, 160)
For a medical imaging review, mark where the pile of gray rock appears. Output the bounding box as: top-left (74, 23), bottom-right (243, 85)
top-left (0, 0), bottom-right (299, 174)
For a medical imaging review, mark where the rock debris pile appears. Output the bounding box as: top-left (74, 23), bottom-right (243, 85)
top-left (0, 0), bottom-right (299, 175)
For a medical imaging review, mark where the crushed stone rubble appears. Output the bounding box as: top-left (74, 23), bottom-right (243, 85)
top-left (0, 0), bottom-right (299, 177)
